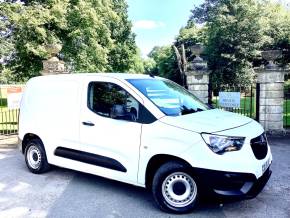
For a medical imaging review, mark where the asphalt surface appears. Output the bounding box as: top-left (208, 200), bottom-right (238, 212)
top-left (0, 136), bottom-right (290, 218)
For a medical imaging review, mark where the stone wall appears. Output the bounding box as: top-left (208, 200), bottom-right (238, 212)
top-left (186, 72), bottom-right (209, 103)
top-left (186, 48), bottom-right (209, 104)
top-left (256, 67), bottom-right (286, 134)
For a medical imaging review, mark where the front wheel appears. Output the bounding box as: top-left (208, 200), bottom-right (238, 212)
top-left (152, 161), bottom-right (199, 213)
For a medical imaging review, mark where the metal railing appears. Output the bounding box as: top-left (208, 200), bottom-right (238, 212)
top-left (0, 85), bottom-right (24, 136)
top-left (209, 84), bottom-right (258, 120)
top-left (284, 89), bottom-right (290, 128)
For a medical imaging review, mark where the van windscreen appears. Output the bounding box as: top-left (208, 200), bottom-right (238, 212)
top-left (127, 79), bottom-right (209, 116)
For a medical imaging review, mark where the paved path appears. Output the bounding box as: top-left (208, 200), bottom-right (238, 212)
top-left (0, 137), bottom-right (290, 218)
top-left (0, 136), bottom-right (18, 149)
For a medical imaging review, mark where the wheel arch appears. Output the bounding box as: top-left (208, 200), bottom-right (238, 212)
top-left (22, 133), bottom-right (43, 154)
top-left (145, 154), bottom-right (191, 189)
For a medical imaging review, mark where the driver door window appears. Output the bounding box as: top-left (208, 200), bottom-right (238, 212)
top-left (88, 82), bottom-right (139, 122)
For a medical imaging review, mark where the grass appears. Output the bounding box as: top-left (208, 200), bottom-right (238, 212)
top-left (284, 99), bottom-right (290, 127)
top-left (0, 98), bottom-right (8, 109)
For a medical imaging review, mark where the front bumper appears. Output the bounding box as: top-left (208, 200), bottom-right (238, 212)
top-left (194, 166), bottom-right (272, 199)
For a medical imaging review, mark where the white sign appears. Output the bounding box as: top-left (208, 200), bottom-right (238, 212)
top-left (219, 92), bottom-right (240, 108)
top-left (7, 87), bottom-right (23, 109)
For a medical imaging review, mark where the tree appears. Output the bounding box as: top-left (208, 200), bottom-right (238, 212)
top-left (175, 23), bottom-right (206, 48)
top-left (188, 0), bottom-right (265, 86)
top-left (128, 48), bottom-right (145, 73)
top-left (260, 2), bottom-right (290, 66)
top-left (0, 2), bottom-right (63, 81)
top-left (186, 0), bottom-right (290, 86)
top-left (0, 14), bottom-right (13, 61)
top-left (0, 0), bottom-right (139, 82)
top-left (143, 58), bottom-right (156, 75)
top-left (61, 0), bottom-right (114, 72)
top-left (148, 46), bottom-right (181, 83)
top-left (147, 24), bottom-right (207, 84)
top-left (148, 0), bottom-right (290, 87)
top-left (107, 0), bottom-right (138, 72)
top-left (189, 0), bottom-right (220, 24)
top-left (0, 9), bottom-right (14, 79)
top-left (174, 22), bottom-right (207, 63)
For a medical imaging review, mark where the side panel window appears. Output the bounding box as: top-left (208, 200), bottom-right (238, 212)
top-left (88, 82), bottom-right (140, 122)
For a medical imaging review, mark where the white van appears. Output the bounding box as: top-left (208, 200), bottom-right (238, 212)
top-left (18, 73), bottom-right (272, 213)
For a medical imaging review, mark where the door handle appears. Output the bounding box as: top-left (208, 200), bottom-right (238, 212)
top-left (82, 121), bottom-right (95, 126)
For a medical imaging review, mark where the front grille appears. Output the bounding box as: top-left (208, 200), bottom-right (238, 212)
top-left (250, 133), bottom-right (268, 160)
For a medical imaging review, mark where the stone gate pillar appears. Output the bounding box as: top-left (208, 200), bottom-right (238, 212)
top-left (186, 44), bottom-right (210, 104)
top-left (256, 50), bottom-right (288, 134)
top-left (41, 44), bottom-right (69, 75)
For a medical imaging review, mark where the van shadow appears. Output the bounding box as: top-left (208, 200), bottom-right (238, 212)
top-left (48, 167), bottom-right (229, 218)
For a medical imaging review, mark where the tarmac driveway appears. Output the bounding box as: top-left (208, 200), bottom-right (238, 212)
top-left (0, 136), bottom-right (290, 218)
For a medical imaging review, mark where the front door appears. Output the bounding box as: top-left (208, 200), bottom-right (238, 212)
top-left (79, 79), bottom-right (143, 184)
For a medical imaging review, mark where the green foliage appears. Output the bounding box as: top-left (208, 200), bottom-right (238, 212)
top-left (147, 0), bottom-right (290, 86)
top-left (285, 80), bottom-right (290, 91)
top-left (107, 0), bottom-right (138, 72)
top-left (205, 0), bottom-right (264, 86)
top-left (175, 23), bottom-right (206, 48)
top-left (148, 46), bottom-right (181, 83)
top-left (189, 0), bottom-right (220, 24)
top-left (260, 2), bottom-right (290, 65)
top-left (175, 23), bottom-right (207, 62)
top-left (143, 58), bottom-right (156, 74)
top-left (0, 67), bottom-right (16, 84)
top-left (0, 0), bottom-right (139, 82)
top-left (185, 0), bottom-right (290, 86)
top-left (61, 0), bottom-right (113, 72)
top-left (128, 49), bottom-right (145, 73)
top-left (0, 14), bottom-right (14, 61)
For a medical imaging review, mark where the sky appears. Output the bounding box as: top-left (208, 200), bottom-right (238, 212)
top-left (127, 0), bottom-right (290, 57)
top-left (126, 0), bottom-right (204, 57)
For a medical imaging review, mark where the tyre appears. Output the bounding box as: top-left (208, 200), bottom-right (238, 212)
top-left (24, 138), bottom-right (50, 174)
top-left (152, 161), bottom-right (199, 213)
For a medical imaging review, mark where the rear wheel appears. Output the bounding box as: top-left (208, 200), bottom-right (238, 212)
top-left (24, 138), bottom-right (50, 174)
top-left (152, 161), bottom-right (199, 213)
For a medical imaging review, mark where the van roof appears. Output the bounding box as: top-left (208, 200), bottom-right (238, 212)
top-left (32, 73), bottom-right (158, 81)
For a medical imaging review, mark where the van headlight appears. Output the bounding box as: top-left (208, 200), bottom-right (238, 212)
top-left (201, 133), bottom-right (245, 154)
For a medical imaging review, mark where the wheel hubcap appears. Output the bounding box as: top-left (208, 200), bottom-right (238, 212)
top-left (27, 145), bottom-right (41, 169)
top-left (173, 182), bottom-right (186, 195)
top-left (162, 172), bottom-right (197, 208)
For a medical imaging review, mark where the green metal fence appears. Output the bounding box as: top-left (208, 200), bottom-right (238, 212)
top-left (284, 87), bottom-right (290, 128)
top-left (209, 84), bottom-right (258, 120)
top-left (0, 85), bottom-right (24, 136)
